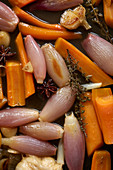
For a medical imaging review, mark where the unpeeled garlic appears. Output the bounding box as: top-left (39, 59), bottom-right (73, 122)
top-left (60, 5), bottom-right (91, 30)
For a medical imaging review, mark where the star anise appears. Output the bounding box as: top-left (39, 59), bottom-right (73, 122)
top-left (37, 78), bottom-right (58, 98)
top-left (0, 45), bottom-right (16, 65)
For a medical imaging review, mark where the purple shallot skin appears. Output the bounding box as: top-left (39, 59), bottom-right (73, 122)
top-left (0, 2), bottom-right (19, 32)
top-left (0, 108), bottom-right (39, 127)
top-left (64, 113), bottom-right (85, 170)
top-left (2, 135), bottom-right (57, 157)
top-left (82, 33), bottom-right (113, 76)
top-left (29, 0), bottom-right (83, 11)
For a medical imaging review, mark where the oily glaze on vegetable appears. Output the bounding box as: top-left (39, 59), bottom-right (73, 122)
top-left (0, 0), bottom-right (113, 170)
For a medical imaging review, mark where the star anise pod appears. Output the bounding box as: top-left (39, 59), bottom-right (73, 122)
top-left (37, 78), bottom-right (58, 98)
top-left (0, 45), bottom-right (16, 65)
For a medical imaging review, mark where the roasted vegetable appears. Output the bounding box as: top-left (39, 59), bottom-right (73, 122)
top-left (60, 5), bottom-right (91, 30)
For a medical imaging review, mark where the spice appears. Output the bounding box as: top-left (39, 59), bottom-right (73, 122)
top-left (65, 50), bottom-right (90, 134)
top-left (84, 0), bottom-right (113, 43)
top-left (37, 77), bottom-right (58, 98)
top-left (0, 45), bottom-right (16, 65)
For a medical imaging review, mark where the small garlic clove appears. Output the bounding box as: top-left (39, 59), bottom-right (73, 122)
top-left (1, 127), bottom-right (17, 138)
top-left (57, 138), bottom-right (64, 165)
top-left (81, 82), bottom-right (102, 90)
top-left (22, 61), bottom-right (33, 73)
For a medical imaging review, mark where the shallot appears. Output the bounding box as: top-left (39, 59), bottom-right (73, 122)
top-left (29, 0), bottom-right (83, 11)
top-left (41, 44), bottom-right (70, 87)
top-left (0, 2), bottom-right (19, 32)
top-left (40, 86), bottom-right (76, 122)
top-left (64, 113), bottom-right (85, 170)
top-left (0, 108), bottom-right (39, 127)
top-left (2, 136), bottom-right (56, 157)
top-left (19, 122), bottom-right (64, 140)
top-left (25, 35), bottom-right (46, 84)
top-left (82, 33), bottom-right (113, 76)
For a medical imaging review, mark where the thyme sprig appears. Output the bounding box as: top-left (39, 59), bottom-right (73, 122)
top-left (84, 0), bottom-right (113, 43)
top-left (65, 50), bottom-right (90, 135)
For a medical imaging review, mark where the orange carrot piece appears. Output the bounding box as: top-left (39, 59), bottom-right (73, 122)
top-left (81, 92), bottom-right (103, 157)
top-left (13, 6), bottom-right (65, 31)
top-left (91, 150), bottom-right (111, 170)
top-left (8, 0), bottom-right (36, 8)
top-left (6, 61), bottom-right (25, 107)
top-left (103, 0), bottom-right (113, 28)
top-left (15, 32), bottom-right (35, 98)
top-left (0, 97), bottom-right (7, 109)
top-left (92, 0), bottom-right (102, 6)
top-left (18, 22), bottom-right (82, 40)
top-left (55, 38), bottom-right (113, 87)
top-left (92, 88), bottom-right (112, 130)
top-left (0, 77), bottom-right (3, 100)
top-left (95, 95), bottom-right (113, 144)
top-left (104, 0), bottom-right (112, 7)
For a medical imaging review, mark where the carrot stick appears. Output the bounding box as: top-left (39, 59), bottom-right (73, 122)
top-left (92, 88), bottom-right (112, 130)
top-left (6, 61), bottom-right (25, 107)
top-left (8, 0), bottom-right (36, 8)
top-left (13, 6), bottom-right (65, 31)
top-left (95, 95), bottom-right (113, 144)
top-left (0, 77), bottom-right (3, 100)
top-left (81, 92), bottom-right (103, 157)
top-left (0, 97), bottom-right (7, 109)
top-left (15, 32), bottom-right (35, 98)
top-left (91, 0), bottom-right (102, 6)
top-left (18, 22), bottom-right (82, 40)
top-left (103, 0), bottom-right (113, 28)
top-left (55, 37), bottom-right (113, 87)
top-left (91, 150), bottom-right (111, 170)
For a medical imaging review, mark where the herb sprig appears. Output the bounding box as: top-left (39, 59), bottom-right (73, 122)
top-left (84, 0), bottom-right (113, 43)
top-left (65, 50), bottom-right (90, 135)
